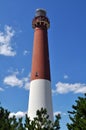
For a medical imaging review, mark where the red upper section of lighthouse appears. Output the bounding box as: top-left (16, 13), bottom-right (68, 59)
top-left (31, 9), bottom-right (51, 81)
top-left (32, 9), bottom-right (50, 29)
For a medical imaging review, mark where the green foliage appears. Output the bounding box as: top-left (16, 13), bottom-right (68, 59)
top-left (0, 106), bottom-right (61, 130)
top-left (67, 94), bottom-right (86, 130)
top-left (25, 108), bottom-right (61, 130)
top-left (54, 114), bottom-right (61, 130)
top-left (0, 106), bottom-right (25, 130)
top-left (0, 106), bottom-right (10, 130)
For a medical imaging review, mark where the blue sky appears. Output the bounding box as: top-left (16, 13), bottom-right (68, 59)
top-left (0, 0), bottom-right (86, 129)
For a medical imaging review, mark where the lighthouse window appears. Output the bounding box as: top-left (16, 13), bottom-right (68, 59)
top-left (37, 22), bottom-right (40, 25)
top-left (35, 72), bottom-right (39, 77)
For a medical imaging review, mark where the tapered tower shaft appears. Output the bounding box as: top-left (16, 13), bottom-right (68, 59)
top-left (28, 9), bottom-right (53, 121)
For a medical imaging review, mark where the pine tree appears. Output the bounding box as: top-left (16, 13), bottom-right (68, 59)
top-left (25, 108), bottom-right (61, 130)
top-left (67, 94), bottom-right (86, 130)
top-left (0, 106), bottom-right (61, 130)
top-left (0, 106), bottom-right (25, 130)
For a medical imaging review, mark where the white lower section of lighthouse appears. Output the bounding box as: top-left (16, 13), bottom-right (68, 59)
top-left (28, 79), bottom-right (53, 121)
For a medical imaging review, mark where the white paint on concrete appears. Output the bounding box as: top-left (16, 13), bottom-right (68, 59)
top-left (28, 79), bottom-right (53, 121)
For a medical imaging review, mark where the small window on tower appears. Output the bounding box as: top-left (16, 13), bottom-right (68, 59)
top-left (35, 72), bottom-right (39, 77)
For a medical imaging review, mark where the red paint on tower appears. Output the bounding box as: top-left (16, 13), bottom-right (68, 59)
top-left (31, 9), bottom-right (51, 81)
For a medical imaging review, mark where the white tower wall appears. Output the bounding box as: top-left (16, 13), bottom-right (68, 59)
top-left (28, 79), bottom-right (53, 121)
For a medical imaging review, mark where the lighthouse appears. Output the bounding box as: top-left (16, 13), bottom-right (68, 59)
top-left (28, 9), bottom-right (53, 121)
